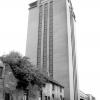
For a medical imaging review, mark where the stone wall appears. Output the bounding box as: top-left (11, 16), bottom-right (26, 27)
top-left (0, 65), bottom-right (40, 100)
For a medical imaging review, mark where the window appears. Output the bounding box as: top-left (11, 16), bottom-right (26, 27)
top-left (48, 96), bottom-right (50, 100)
top-left (60, 96), bottom-right (63, 100)
top-left (52, 84), bottom-right (55, 90)
top-left (23, 91), bottom-right (28, 100)
top-left (45, 96), bottom-right (47, 100)
top-left (23, 94), bottom-right (26, 100)
top-left (52, 94), bottom-right (54, 100)
top-left (0, 66), bottom-right (3, 78)
top-left (60, 87), bottom-right (62, 92)
top-left (5, 93), bottom-right (10, 100)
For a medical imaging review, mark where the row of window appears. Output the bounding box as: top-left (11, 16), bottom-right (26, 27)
top-left (37, 1), bottom-right (54, 77)
top-left (52, 84), bottom-right (63, 92)
top-left (42, 3), bottom-right (48, 73)
top-left (4, 91), bottom-right (63, 100)
top-left (49, 1), bottom-right (53, 78)
top-left (45, 95), bottom-right (64, 100)
top-left (4, 92), bottom-right (28, 100)
top-left (37, 5), bottom-right (43, 69)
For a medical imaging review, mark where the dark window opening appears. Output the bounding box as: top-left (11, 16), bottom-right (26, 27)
top-left (48, 96), bottom-right (50, 100)
top-left (0, 67), bottom-right (3, 78)
top-left (60, 87), bottom-right (62, 92)
top-left (80, 99), bottom-right (84, 100)
top-left (52, 94), bottom-right (54, 100)
top-left (45, 96), bottom-right (47, 100)
top-left (5, 93), bottom-right (10, 100)
top-left (60, 95), bottom-right (62, 100)
top-left (52, 84), bottom-right (55, 90)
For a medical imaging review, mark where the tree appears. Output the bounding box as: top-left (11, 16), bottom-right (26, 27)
top-left (0, 51), bottom-right (46, 91)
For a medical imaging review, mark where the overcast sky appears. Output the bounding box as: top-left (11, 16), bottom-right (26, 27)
top-left (0, 0), bottom-right (99, 100)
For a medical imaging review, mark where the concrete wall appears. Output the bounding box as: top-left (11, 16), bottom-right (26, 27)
top-left (53, 0), bottom-right (75, 100)
top-left (26, 7), bottom-right (39, 65)
top-left (53, 0), bottom-right (70, 99)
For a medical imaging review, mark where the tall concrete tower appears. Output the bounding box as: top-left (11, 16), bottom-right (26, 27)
top-left (25, 0), bottom-right (79, 100)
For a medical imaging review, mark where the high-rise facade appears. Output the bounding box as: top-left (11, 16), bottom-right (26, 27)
top-left (26, 0), bottom-right (79, 100)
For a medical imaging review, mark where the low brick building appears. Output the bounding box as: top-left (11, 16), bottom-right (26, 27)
top-left (0, 61), bottom-right (64, 100)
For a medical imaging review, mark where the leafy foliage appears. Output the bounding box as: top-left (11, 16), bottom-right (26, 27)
top-left (0, 51), bottom-right (46, 90)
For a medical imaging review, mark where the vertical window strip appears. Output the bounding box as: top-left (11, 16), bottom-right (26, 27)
top-left (43, 3), bottom-right (48, 74)
top-left (37, 5), bottom-right (43, 69)
top-left (49, 1), bottom-right (53, 78)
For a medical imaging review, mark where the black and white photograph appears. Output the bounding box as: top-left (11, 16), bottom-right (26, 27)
top-left (0, 0), bottom-right (98, 100)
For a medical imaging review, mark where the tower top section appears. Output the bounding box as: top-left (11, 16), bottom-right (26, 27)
top-left (29, 1), bottom-right (38, 9)
top-left (29, 0), bottom-right (50, 9)
top-left (29, 0), bottom-right (75, 20)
